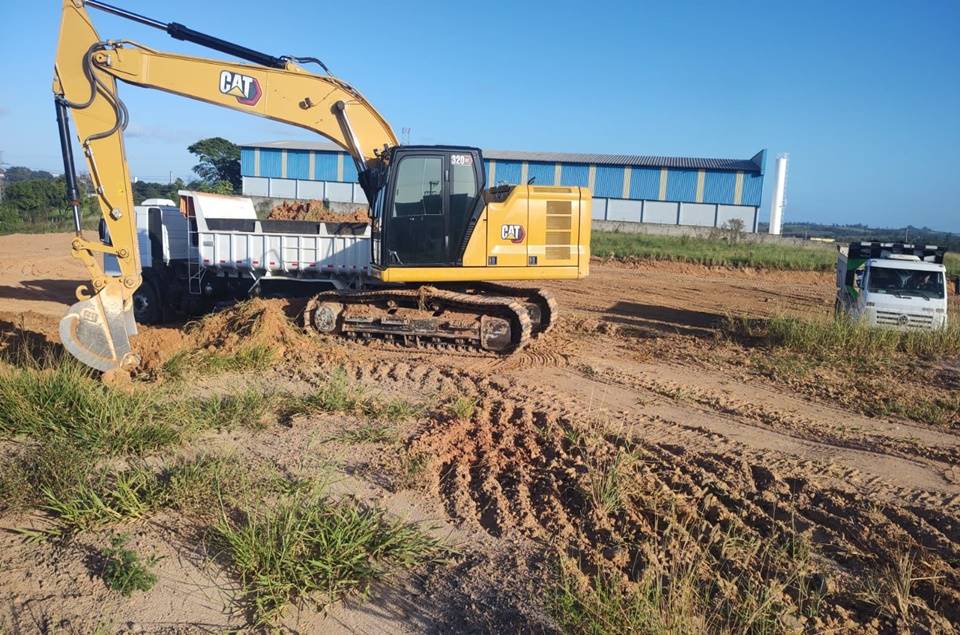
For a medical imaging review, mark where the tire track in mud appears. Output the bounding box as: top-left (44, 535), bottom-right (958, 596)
top-left (596, 365), bottom-right (960, 468)
top-left (333, 358), bottom-right (960, 629)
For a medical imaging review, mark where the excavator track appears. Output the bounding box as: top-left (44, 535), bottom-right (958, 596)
top-left (304, 286), bottom-right (533, 353)
top-left (442, 282), bottom-right (559, 336)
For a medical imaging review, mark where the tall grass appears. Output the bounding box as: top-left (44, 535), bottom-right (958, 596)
top-left (726, 314), bottom-right (960, 362)
top-left (0, 361), bottom-right (176, 455)
top-left (213, 490), bottom-right (446, 626)
top-left (591, 231), bottom-right (835, 271)
top-left (724, 315), bottom-right (960, 426)
top-left (945, 252), bottom-right (959, 279)
top-left (550, 524), bottom-right (821, 634)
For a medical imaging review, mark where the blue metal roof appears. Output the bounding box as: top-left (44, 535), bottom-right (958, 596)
top-left (483, 149), bottom-right (765, 173)
top-left (241, 141), bottom-right (766, 174)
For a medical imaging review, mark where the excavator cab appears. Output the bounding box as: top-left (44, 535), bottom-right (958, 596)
top-left (370, 146), bottom-right (484, 269)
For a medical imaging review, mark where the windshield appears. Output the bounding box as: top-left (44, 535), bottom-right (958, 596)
top-left (866, 266), bottom-right (945, 299)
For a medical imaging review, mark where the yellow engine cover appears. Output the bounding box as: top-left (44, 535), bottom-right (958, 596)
top-left (377, 185), bottom-right (591, 283)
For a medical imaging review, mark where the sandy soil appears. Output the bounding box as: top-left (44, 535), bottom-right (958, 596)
top-left (1, 232), bottom-right (958, 633)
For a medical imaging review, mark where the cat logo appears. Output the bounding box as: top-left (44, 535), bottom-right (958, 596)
top-left (501, 224), bottom-right (525, 244)
top-left (218, 70), bottom-right (262, 106)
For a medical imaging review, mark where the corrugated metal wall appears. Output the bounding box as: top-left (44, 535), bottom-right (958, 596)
top-left (666, 169), bottom-right (698, 202)
top-left (741, 173), bottom-right (763, 206)
top-left (630, 167), bottom-right (660, 200)
top-left (343, 157), bottom-right (358, 182)
top-left (560, 164), bottom-right (589, 187)
top-left (704, 171), bottom-right (735, 204)
top-left (259, 149), bottom-right (282, 178)
top-left (315, 152), bottom-right (338, 181)
top-left (593, 166), bottom-right (624, 198)
top-left (494, 161), bottom-right (522, 185)
top-left (240, 148), bottom-right (255, 176)
top-left (286, 150), bottom-right (310, 180)
top-left (526, 161), bottom-right (555, 185)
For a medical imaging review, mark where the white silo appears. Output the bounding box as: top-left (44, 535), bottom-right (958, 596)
top-left (768, 154), bottom-right (788, 235)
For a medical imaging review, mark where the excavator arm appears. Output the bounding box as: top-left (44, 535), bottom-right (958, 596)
top-left (53, 0), bottom-right (397, 372)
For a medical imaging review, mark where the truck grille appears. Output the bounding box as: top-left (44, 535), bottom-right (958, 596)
top-left (875, 310), bottom-right (935, 328)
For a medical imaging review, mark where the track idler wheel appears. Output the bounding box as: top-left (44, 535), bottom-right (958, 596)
top-left (480, 315), bottom-right (513, 351)
top-left (310, 301), bottom-right (343, 334)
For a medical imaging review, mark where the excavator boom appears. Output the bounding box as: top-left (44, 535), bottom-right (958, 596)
top-left (53, 0), bottom-right (397, 372)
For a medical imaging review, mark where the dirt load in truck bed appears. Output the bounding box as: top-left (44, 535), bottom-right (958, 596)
top-left (267, 199), bottom-right (371, 224)
top-left (1, 230), bottom-right (959, 633)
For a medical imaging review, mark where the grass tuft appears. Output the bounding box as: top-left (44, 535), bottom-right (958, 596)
top-left (284, 369), bottom-right (421, 425)
top-left (36, 465), bottom-right (164, 536)
top-left (100, 534), bottom-right (160, 597)
top-left (336, 422), bottom-right (400, 444)
top-left (446, 395), bottom-right (477, 421)
top-left (180, 387), bottom-right (279, 432)
top-left (162, 344), bottom-right (274, 380)
top-left (586, 450), bottom-right (629, 516)
top-left (297, 368), bottom-right (367, 414)
top-left (858, 551), bottom-right (925, 623)
top-left (212, 490), bottom-right (446, 626)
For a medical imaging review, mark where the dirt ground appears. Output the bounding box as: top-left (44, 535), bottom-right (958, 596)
top-left (1, 232), bottom-right (958, 633)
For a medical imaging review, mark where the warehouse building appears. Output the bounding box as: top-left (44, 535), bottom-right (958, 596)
top-left (240, 141), bottom-right (766, 231)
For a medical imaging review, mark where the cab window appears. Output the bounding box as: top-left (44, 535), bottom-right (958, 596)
top-left (449, 155), bottom-right (477, 247)
top-left (393, 156), bottom-right (442, 217)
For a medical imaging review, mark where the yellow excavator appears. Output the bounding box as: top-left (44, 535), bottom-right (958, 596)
top-left (53, 0), bottom-right (591, 372)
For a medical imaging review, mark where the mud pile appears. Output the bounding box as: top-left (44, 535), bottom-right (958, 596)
top-left (186, 298), bottom-right (304, 355)
top-left (268, 200), bottom-right (370, 224)
top-left (133, 298), bottom-right (307, 374)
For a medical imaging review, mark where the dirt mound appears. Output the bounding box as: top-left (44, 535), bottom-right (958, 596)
top-left (268, 200), bottom-right (370, 224)
top-left (132, 326), bottom-right (190, 374)
top-left (187, 298), bottom-right (304, 354)
top-left (131, 299), bottom-right (308, 375)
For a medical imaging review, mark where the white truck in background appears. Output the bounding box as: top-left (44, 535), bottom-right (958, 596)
top-left (103, 191), bottom-right (370, 324)
top-left (836, 242), bottom-right (949, 330)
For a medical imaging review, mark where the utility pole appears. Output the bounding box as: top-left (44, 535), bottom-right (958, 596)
top-left (0, 151), bottom-right (6, 202)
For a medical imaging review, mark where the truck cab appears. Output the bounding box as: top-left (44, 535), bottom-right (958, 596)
top-left (837, 243), bottom-right (948, 330)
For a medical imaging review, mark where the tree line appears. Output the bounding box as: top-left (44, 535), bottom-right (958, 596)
top-left (0, 137), bottom-right (240, 234)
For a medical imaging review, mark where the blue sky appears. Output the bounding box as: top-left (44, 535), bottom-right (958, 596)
top-left (1, 1), bottom-right (958, 231)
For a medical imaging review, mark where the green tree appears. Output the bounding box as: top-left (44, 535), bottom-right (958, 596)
top-left (132, 179), bottom-right (183, 204)
top-left (187, 137), bottom-right (241, 192)
top-left (3, 166), bottom-right (55, 183)
top-left (0, 176), bottom-right (100, 234)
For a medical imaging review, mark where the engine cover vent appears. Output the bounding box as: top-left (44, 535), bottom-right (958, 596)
top-left (544, 200), bottom-right (572, 262)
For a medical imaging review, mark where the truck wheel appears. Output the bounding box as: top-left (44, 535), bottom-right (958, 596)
top-left (133, 281), bottom-right (162, 324)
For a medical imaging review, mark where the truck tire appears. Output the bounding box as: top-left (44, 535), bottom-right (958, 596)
top-left (133, 280), bottom-right (162, 324)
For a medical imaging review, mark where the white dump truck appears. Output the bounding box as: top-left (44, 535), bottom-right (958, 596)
top-left (103, 191), bottom-right (370, 323)
top-left (836, 242), bottom-right (949, 330)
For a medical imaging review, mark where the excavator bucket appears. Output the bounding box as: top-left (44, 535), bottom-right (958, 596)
top-left (58, 286), bottom-right (140, 373)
